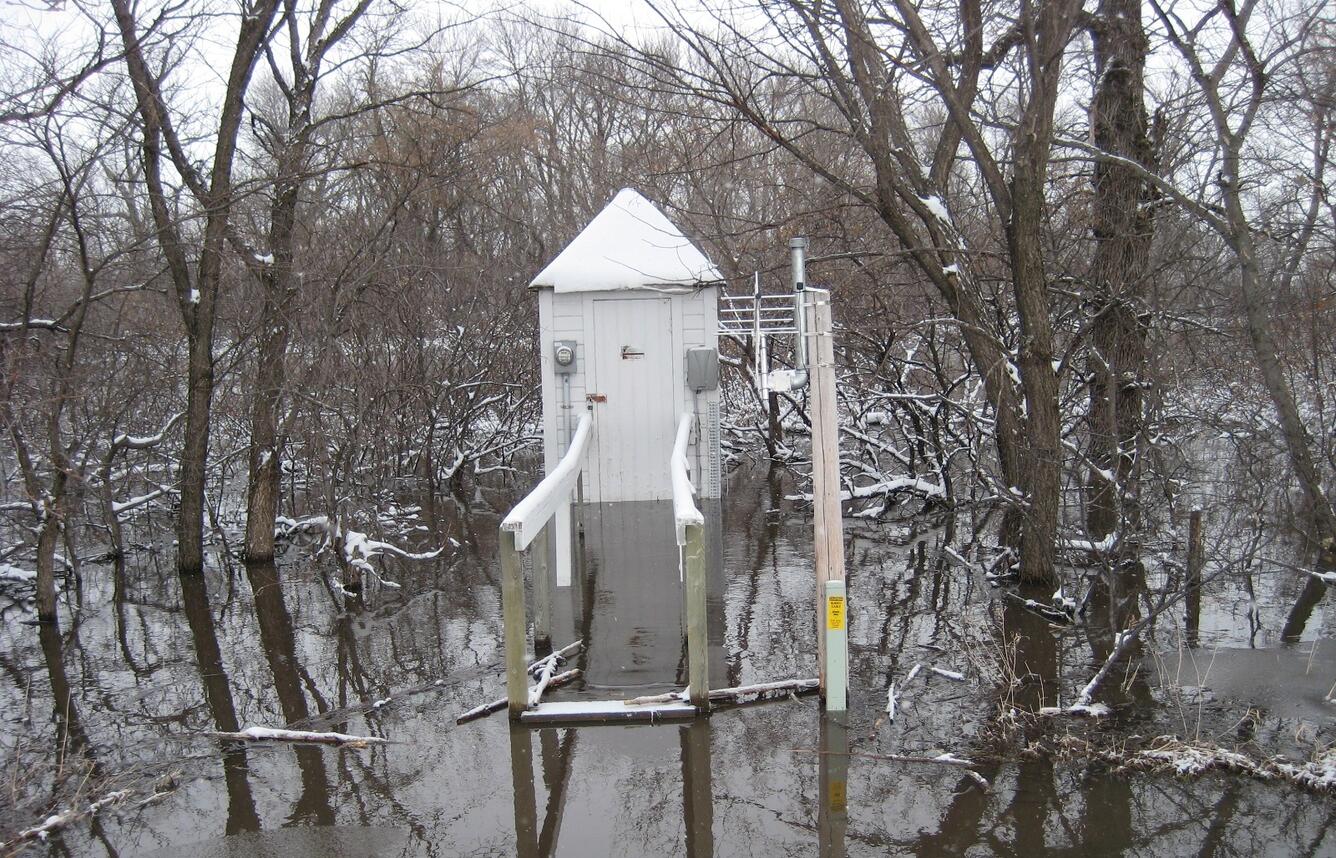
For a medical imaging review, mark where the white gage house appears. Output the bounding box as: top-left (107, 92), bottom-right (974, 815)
top-left (530, 188), bottom-right (723, 503)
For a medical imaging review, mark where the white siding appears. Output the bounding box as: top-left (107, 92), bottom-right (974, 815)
top-left (537, 285), bottom-right (721, 501)
top-left (539, 289), bottom-right (588, 475)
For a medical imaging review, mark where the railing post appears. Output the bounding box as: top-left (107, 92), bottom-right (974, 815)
top-left (689, 521), bottom-right (710, 705)
top-left (500, 528), bottom-right (529, 716)
top-left (533, 522), bottom-right (551, 650)
top-left (685, 522), bottom-right (709, 710)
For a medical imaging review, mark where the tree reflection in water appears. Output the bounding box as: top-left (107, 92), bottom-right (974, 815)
top-left (2, 468), bottom-right (1334, 855)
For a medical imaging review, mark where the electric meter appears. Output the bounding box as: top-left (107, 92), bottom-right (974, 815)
top-left (553, 340), bottom-right (577, 374)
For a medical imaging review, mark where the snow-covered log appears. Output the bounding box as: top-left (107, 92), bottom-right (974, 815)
top-left (209, 726), bottom-right (387, 747)
top-left (708, 678), bottom-right (818, 703)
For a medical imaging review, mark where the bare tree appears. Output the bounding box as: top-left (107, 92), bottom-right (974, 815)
top-left (2, 110), bottom-right (132, 621)
top-left (240, 0), bottom-right (376, 561)
top-left (626, 0), bottom-right (1087, 585)
top-left (1082, 0), bottom-right (1158, 542)
top-left (111, 0), bottom-right (282, 574)
top-left (1131, 0), bottom-right (1336, 552)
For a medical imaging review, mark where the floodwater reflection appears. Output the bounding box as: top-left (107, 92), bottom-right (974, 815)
top-left (817, 714), bottom-right (848, 858)
top-left (179, 571), bottom-right (260, 835)
top-left (2, 467), bottom-right (1334, 856)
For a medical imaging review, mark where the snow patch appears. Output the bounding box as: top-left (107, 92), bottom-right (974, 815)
top-left (0, 564), bottom-right (37, 583)
top-left (529, 188), bottom-right (723, 292)
top-left (918, 195), bottom-right (954, 226)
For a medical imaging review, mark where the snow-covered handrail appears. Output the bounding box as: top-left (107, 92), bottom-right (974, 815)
top-left (671, 413), bottom-right (704, 546)
top-left (502, 411), bottom-right (592, 550)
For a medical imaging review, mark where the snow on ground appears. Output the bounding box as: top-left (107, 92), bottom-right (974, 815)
top-left (0, 564), bottom-right (37, 583)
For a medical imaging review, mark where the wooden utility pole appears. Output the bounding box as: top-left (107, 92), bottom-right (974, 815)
top-left (793, 237), bottom-right (848, 709)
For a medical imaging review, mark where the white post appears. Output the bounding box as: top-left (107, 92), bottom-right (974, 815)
top-left (824, 579), bottom-right (847, 711)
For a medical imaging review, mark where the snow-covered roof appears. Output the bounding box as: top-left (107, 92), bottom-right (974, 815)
top-left (530, 188), bottom-right (724, 293)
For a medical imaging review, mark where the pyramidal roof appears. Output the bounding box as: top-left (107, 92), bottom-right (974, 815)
top-left (530, 188), bottom-right (724, 293)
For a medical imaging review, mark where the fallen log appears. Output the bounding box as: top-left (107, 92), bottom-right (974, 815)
top-left (208, 726), bottom-right (387, 747)
top-left (709, 678), bottom-right (819, 703)
top-left (623, 689), bottom-right (687, 706)
top-left (791, 747), bottom-right (991, 789)
top-left (456, 668), bottom-right (582, 724)
top-left (627, 678), bottom-right (819, 708)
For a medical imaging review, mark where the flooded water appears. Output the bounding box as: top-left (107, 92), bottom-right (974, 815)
top-left (2, 466), bottom-right (1335, 856)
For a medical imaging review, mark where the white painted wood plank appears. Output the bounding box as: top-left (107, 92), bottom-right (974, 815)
top-left (519, 700), bottom-right (697, 723)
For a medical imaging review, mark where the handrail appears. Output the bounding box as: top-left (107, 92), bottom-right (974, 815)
top-left (502, 411), bottom-right (593, 550)
top-left (671, 412), bottom-right (710, 707)
top-left (671, 413), bottom-right (704, 546)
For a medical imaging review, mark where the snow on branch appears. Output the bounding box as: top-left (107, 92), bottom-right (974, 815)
top-left (111, 485), bottom-right (176, 514)
top-left (7, 785), bottom-right (174, 849)
top-left (111, 411), bottom-right (185, 450)
top-left (0, 318), bottom-right (64, 332)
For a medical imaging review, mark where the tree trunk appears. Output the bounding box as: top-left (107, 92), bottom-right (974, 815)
top-left (1002, 0), bottom-right (1080, 589)
top-left (34, 498), bottom-right (62, 622)
top-left (177, 327), bottom-right (215, 575)
top-left (112, 0), bottom-right (279, 577)
top-left (767, 390), bottom-right (783, 457)
top-left (1086, 0), bottom-right (1154, 541)
top-left (243, 319), bottom-right (287, 561)
top-left (1008, 170), bottom-right (1062, 590)
top-left (98, 455), bottom-right (126, 561)
top-left (243, 275), bottom-right (289, 561)
top-left (1236, 247), bottom-right (1336, 550)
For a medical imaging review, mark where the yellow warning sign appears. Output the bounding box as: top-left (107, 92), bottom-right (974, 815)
top-left (827, 595), bottom-right (846, 631)
top-left (829, 780), bottom-right (847, 811)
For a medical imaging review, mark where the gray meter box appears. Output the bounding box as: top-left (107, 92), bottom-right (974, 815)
top-left (686, 347), bottom-right (719, 392)
top-left (553, 340), bottom-right (578, 375)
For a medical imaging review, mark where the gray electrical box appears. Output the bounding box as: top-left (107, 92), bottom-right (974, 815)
top-left (686, 347), bottom-right (719, 392)
top-left (553, 340), bottom-right (578, 375)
